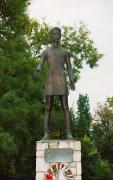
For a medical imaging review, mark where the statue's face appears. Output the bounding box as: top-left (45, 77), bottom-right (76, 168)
top-left (51, 29), bottom-right (61, 42)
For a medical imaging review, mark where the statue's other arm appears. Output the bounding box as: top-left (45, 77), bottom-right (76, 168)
top-left (65, 51), bottom-right (75, 90)
top-left (34, 50), bottom-right (47, 80)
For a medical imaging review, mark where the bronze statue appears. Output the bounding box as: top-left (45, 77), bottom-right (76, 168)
top-left (34, 27), bottom-right (75, 140)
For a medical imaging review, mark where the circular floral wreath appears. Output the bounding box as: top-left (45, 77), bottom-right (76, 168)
top-left (45, 163), bottom-right (75, 180)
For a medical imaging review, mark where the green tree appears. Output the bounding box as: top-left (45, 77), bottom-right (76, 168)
top-left (0, 130), bottom-right (18, 179)
top-left (74, 94), bottom-right (92, 138)
top-left (82, 135), bottom-right (113, 180)
top-left (0, 0), bottom-right (43, 179)
top-left (93, 97), bottom-right (113, 170)
top-left (70, 96), bottom-right (113, 179)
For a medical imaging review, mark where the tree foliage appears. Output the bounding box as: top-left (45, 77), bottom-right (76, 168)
top-left (71, 95), bottom-right (113, 179)
top-left (93, 97), bottom-right (113, 170)
top-left (0, 0), bottom-right (43, 179)
top-left (73, 94), bottom-right (92, 138)
top-left (82, 136), bottom-right (113, 180)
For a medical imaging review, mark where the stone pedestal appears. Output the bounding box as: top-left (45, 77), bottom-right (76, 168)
top-left (36, 140), bottom-right (82, 180)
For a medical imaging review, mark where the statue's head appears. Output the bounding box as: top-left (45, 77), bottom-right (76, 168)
top-left (50, 27), bottom-right (61, 42)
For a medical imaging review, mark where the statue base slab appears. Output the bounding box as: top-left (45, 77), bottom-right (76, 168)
top-left (36, 140), bottom-right (82, 180)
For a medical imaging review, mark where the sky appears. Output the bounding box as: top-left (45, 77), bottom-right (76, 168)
top-left (28, 0), bottom-right (113, 113)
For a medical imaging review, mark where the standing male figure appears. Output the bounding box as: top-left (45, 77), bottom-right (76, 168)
top-left (34, 27), bottom-right (75, 140)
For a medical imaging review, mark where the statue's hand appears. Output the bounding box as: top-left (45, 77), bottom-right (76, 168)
top-left (70, 81), bottom-right (75, 91)
top-left (34, 70), bottom-right (40, 80)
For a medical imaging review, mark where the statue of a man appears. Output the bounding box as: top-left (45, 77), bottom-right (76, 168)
top-left (34, 27), bottom-right (75, 140)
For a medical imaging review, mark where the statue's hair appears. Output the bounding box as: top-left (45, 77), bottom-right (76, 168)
top-left (50, 27), bottom-right (61, 34)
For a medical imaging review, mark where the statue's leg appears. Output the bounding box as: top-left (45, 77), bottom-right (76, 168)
top-left (59, 95), bottom-right (74, 139)
top-left (42, 95), bottom-right (54, 140)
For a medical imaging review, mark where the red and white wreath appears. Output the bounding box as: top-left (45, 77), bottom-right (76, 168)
top-left (45, 163), bottom-right (75, 180)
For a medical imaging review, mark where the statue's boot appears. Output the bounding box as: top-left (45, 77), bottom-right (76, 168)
top-left (66, 129), bottom-right (74, 139)
top-left (42, 117), bottom-right (50, 140)
top-left (41, 132), bottom-right (49, 140)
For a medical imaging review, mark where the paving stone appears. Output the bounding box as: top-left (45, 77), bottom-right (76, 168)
top-left (36, 150), bottom-right (44, 157)
top-left (76, 162), bottom-right (82, 175)
top-left (58, 141), bottom-right (69, 148)
top-left (36, 157), bottom-right (49, 171)
top-left (76, 175), bottom-right (82, 180)
top-left (73, 151), bottom-right (81, 162)
top-left (48, 141), bottom-right (58, 148)
top-left (36, 142), bottom-right (48, 151)
top-left (36, 172), bottom-right (44, 180)
top-left (69, 141), bottom-right (81, 150)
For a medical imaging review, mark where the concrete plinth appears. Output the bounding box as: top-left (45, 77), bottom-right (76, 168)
top-left (36, 140), bottom-right (82, 180)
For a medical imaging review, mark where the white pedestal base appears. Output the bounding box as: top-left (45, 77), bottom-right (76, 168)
top-left (36, 140), bottom-right (82, 180)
